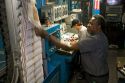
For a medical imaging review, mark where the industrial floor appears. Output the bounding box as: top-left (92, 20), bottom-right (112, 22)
top-left (69, 48), bottom-right (125, 83)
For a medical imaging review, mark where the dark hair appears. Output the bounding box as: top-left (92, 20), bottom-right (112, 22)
top-left (93, 15), bottom-right (105, 29)
top-left (71, 19), bottom-right (81, 28)
top-left (93, 15), bottom-right (106, 33)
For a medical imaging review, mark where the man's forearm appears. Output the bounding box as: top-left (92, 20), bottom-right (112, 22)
top-left (37, 29), bottom-right (79, 51)
top-left (48, 35), bottom-right (74, 51)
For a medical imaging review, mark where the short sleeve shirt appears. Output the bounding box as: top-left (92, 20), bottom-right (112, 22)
top-left (78, 32), bottom-right (109, 76)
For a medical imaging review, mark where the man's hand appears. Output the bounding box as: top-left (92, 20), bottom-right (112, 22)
top-left (70, 39), bottom-right (77, 46)
top-left (34, 27), bottom-right (41, 36)
top-left (34, 27), bottom-right (48, 38)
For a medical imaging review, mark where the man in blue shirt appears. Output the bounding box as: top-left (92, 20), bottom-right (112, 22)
top-left (35, 14), bottom-right (109, 83)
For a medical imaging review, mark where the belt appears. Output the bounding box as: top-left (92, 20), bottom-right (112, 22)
top-left (84, 72), bottom-right (109, 78)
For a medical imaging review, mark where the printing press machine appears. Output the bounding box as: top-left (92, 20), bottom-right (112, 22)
top-left (42, 24), bottom-right (78, 83)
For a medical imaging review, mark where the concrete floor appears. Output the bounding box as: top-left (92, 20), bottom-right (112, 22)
top-left (69, 48), bottom-right (125, 83)
top-left (108, 49), bottom-right (117, 83)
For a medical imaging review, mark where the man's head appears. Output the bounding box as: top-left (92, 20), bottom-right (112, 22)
top-left (87, 14), bottom-right (105, 34)
top-left (44, 17), bottom-right (51, 26)
top-left (71, 19), bottom-right (82, 31)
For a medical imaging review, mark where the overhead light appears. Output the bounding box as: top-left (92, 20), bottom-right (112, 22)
top-left (107, 0), bottom-right (121, 5)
